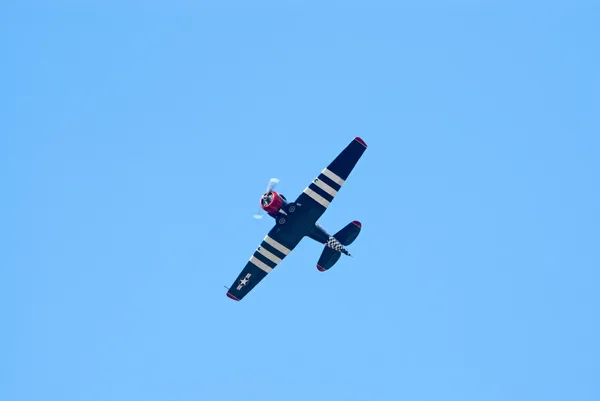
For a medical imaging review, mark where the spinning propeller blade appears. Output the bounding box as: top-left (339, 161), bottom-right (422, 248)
top-left (266, 178), bottom-right (279, 192)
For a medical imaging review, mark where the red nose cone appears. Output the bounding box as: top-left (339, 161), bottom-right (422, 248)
top-left (260, 191), bottom-right (283, 214)
top-left (354, 137), bottom-right (367, 147)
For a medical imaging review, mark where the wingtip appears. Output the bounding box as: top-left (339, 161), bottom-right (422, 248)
top-left (354, 137), bottom-right (367, 148)
top-left (317, 264), bottom-right (326, 272)
top-left (226, 292), bottom-right (240, 301)
top-left (352, 220), bottom-right (362, 228)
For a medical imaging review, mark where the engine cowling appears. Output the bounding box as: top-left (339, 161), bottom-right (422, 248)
top-left (260, 191), bottom-right (283, 215)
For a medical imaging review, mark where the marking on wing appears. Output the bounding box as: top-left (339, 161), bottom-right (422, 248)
top-left (257, 246), bottom-right (282, 264)
top-left (318, 173), bottom-right (342, 191)
top-left (237, 273), bottom-right (252, 290)
top-left (264, 235), bottom-right (291, 255)
top-left (321, 168), bottom-right (345, 186)
top-left (313, 178), bottom-right (338, 197)
top-left (303, 187), bottom-right (331, 208)
top-left (250, 256), bottom-right (273, 273)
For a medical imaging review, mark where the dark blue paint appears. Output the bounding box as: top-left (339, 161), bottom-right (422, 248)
top-left (226, 138), bottom-right (367, 301)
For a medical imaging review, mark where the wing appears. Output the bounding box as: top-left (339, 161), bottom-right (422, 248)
top-left (226, 224), bottom-right (303, 301)
top-left (295, 137), bottom-right (367, 223)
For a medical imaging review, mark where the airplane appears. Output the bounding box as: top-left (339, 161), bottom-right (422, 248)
top-left (225, 137), bottom-right (368, 301)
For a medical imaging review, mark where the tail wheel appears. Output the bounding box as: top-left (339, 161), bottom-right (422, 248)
top-left (278, 217), bottom-right (286, 225)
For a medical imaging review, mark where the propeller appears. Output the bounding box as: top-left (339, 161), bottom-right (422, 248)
top-left (253, 178), bottom-right (279, 219)
top-left (266, 177), bottom-right (279, 192)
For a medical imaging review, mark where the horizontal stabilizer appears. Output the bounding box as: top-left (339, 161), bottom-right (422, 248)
top-left (317, 247), bottom-right (342, 272)
top-left (316, 221), bottom-right (361, 272)
top-left (334, 221), bottom-right (362, 246)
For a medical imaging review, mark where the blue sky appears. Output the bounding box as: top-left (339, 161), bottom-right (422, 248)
top-left (2, 2), bottom-right (599, 401)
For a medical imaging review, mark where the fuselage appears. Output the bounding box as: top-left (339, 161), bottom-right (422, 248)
top-left (259, 190), bottom-right (335, 247)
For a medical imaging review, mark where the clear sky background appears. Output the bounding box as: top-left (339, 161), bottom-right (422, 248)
top-left (2, 2), bottom-right (599, 401)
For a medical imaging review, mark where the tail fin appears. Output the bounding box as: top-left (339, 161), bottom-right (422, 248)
top-left (316, 221), bottom-right (362, 272)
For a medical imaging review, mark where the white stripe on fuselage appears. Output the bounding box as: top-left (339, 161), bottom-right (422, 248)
top-left (264, 235), bottom-right (291, 255)
top-left (303, 187), bottom-right (330, 208)
top-left (257, 246), bottom-right (282, 264)
top-left (314, 178), bottom-right (338, 197)
top-left (321, 168), bottom-right (345, 186)
top-left (250, 256), bottom-right (273, 273)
